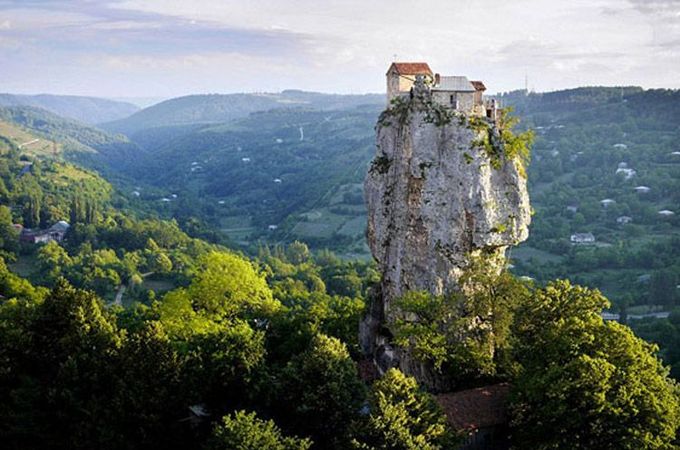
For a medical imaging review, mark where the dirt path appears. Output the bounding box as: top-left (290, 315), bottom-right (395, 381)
top-left (19, 139), bottom-right (40, 149)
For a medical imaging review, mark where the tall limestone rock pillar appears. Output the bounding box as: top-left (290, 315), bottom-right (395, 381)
top-left (360, 78), bottom-right (531, 391)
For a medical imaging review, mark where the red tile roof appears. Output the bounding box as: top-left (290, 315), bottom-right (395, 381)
top-left (470, 80), bottom-right (487, 91)
top-left (436, 383), bottom-right (510, 431)
top-left (387, 62), bottom-right (433, 76)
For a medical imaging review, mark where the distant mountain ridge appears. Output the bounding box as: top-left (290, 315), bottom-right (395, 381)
top-left (102, 90), bottom-right (383, 136)
top-left (0, 93), bottom-right (139, 125)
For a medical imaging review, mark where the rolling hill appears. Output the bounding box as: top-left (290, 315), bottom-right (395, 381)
top-left (0, 106), bottom-right (142, 171)
top-left (101, 90), bottom-right (383, 137)
top-left (119, 105), bottom-right (381, 256)
top-left (0, 93), bottom-right (139, 124)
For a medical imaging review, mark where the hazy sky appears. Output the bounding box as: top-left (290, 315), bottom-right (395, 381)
top-left (1, 0), bottom-right (679, 98)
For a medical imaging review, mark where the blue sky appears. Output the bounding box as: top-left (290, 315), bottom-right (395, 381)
top-left (1, 0), bottom-right (679, 98)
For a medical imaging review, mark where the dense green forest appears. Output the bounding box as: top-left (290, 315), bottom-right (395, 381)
top-left (1, 208), bottom-right (678, 448)
top-left (1, 89), bottom-right (680, 448)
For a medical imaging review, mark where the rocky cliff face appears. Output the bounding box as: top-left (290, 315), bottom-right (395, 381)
top-left (360, 83), bottom-right (531, 390)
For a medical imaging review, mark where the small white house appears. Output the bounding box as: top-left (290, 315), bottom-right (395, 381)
top-left (242, 157), bottom-right (251, 163)
top-left (600, 199), bottom-right (616, 207)
top-left (273, 178), bottom-right (282, 183)
top-left (268, 225), bottom-right (278, 231)
top-left (566, 205), bottom-right (578, 213)
top-left (615, 168), bottom-right (636, 179)
top-left (659, 210), bottom-right (675, 216)
top-left (571, 232), bottom-right (595, 244)
top-left (617, 162), bottom-right (628, 169)
top-left (430, 75), bottom-right (476, 112)
top-left (601, 312), bottom-right (620, 321)
top-left (638, 274), bottom-right (652, 283)
top-left (634, 186), bottom-right (650, 193)
top-left (613, 143), bottom-right (628, 149)
top-left (20, 221), bottom-right (70, 244)
top-left (617, 216), bottom-right (633, 225)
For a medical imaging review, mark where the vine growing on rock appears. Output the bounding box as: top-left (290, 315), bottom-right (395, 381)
top-left (379, 94), bottom-right (460, 128)
top-left (422, 98), bottom-right (456, 127)
top-left (468, 108), bottom-right (534, 176)
top-left (377, 96), bottom-right (412, 128)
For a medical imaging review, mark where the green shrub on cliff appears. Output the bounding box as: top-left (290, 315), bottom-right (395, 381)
top-left (469, 108), bottom-right (534, 175)
top-left (393, 270), bottom-right (528, 384)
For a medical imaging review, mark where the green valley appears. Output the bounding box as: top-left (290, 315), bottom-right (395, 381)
top-left (85, 88), bottom-right (680, 317)
top-left (1, 84), bottom-right (680, 450)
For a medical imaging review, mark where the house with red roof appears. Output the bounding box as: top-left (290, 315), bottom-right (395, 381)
top-left (386, 62), bottom-right (434, 103)
top-left (437, 383), bottom-right (511, 450)
top-left (386, 62), bottom-right (499, 120)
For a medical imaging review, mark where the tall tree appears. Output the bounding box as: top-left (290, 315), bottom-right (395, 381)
top-left (1, 279), bottom-right (122, 449)
top-left (510, 280), bottom-right (680, 449)
top-left (278, 334), bottom-right (366, 449)
top-left (350, 368), bottom-right (456, 450)
top-left (206, 410), bottom-right (312, 450)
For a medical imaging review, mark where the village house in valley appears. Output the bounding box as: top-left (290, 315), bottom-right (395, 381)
top-left (570, 232), bottom-right (595, 245)
top-left (386, 62), bottom-right (499, 120)
top-left (19, 220), bottom-right (70, 244)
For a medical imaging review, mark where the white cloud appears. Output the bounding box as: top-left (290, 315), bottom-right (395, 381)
top-left (0, 8), bottom-right (95, 30)
top-left (1, 0), bottom-right (678, 95)
top-left (104, 0), bottom-right (680, 92)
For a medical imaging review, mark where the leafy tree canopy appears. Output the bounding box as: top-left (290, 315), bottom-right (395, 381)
top-left (510, 280), bottom-right (680, 449)
top-left (205, 410), bottom-right (312, 450)
top-left (351, 368), bottom-right (456, 450)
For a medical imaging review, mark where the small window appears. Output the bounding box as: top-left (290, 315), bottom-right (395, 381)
top-left (449, 94), bottom-right (458, 109)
